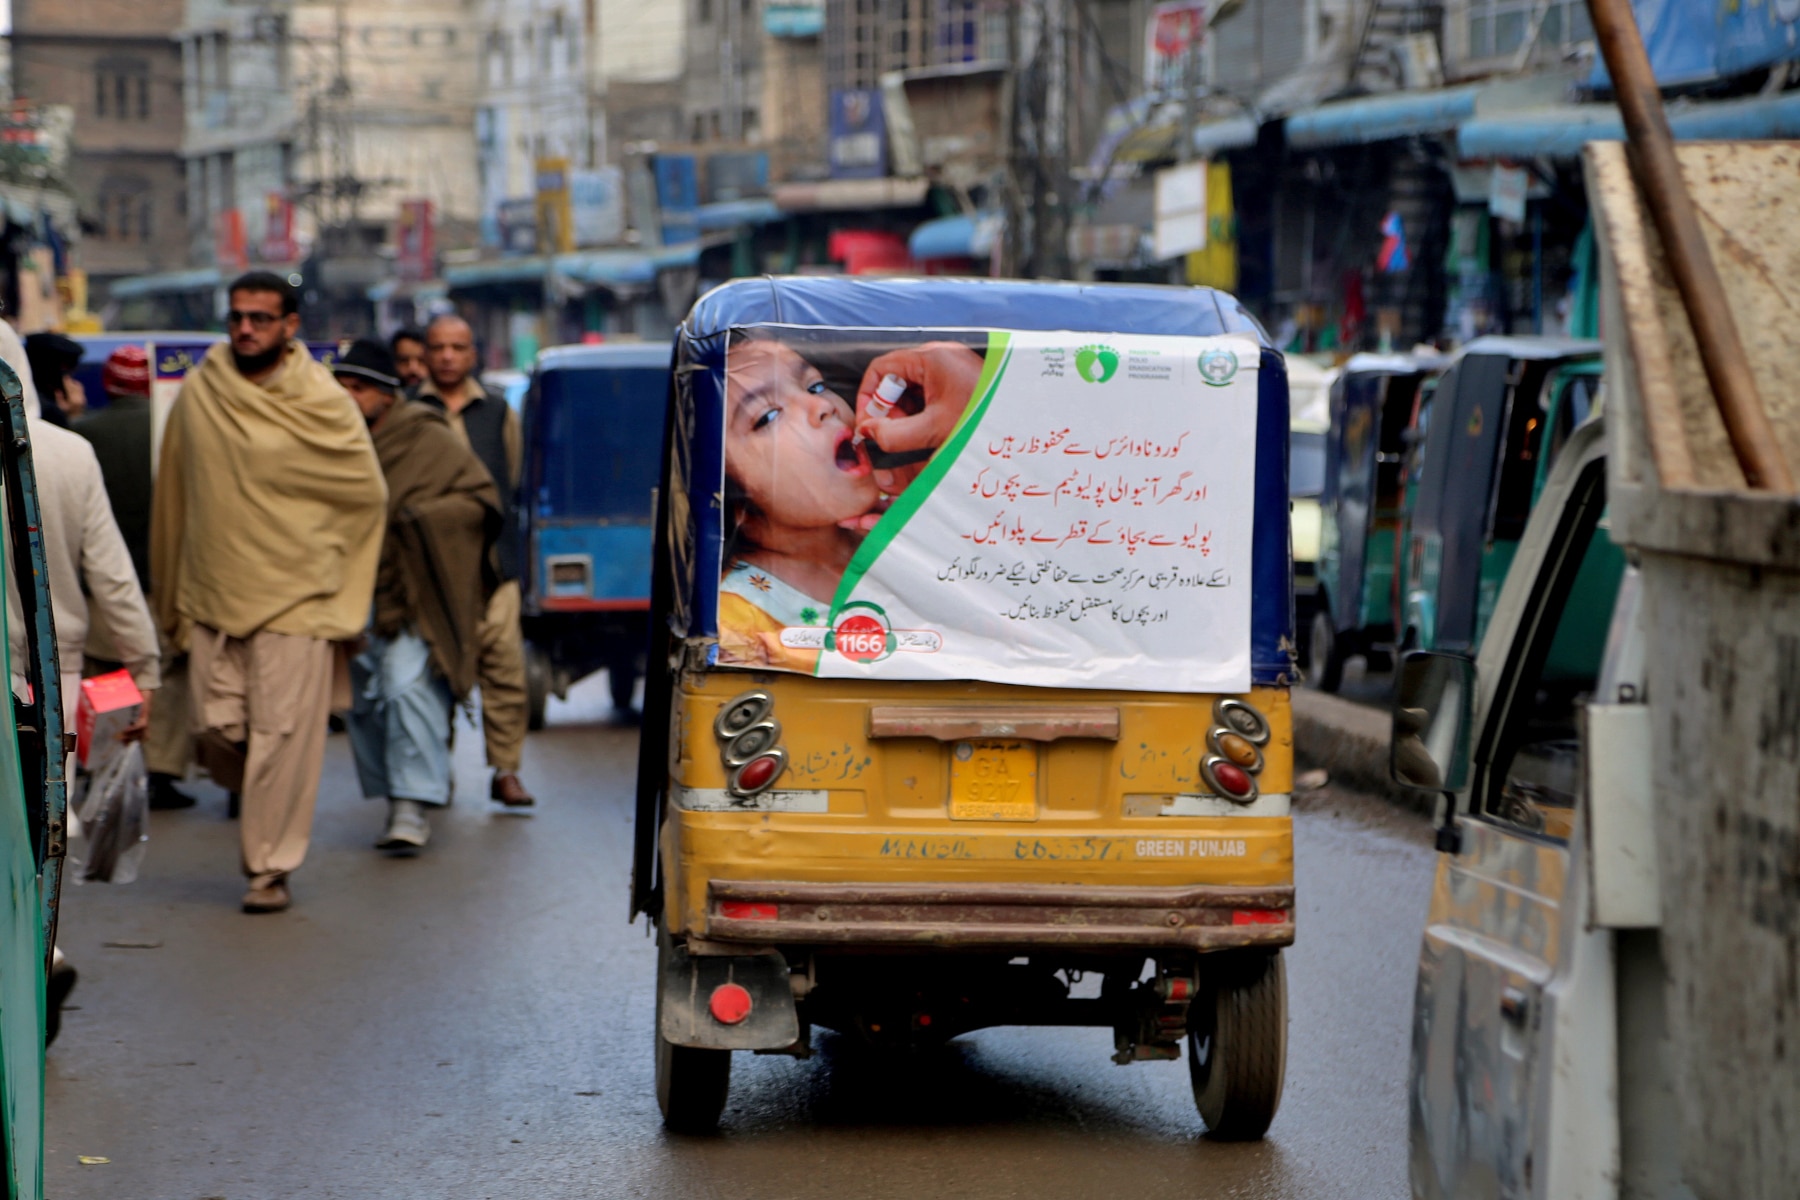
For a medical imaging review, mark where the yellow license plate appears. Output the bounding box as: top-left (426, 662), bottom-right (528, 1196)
top-left (949, 740), bottom-right (1038, 821)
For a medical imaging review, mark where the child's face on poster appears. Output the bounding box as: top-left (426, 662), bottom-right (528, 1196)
top-left (726, 339), bottom-right (880, 529)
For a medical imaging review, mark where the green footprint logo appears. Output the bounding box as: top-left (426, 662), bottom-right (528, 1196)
top-left (1075, 344), bottom-right (1120, 383)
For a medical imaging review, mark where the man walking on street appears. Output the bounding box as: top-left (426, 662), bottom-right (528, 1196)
top-left (391, 328), bottom-right (428, 391)
top-left (75, 345), bottom-right (195, 810)
top-left (150, 272), bottom-right (387, 913)
top-left (334, 340), bottom-right (500, 851)
top-left (413, 314), bottom-right (535, 807)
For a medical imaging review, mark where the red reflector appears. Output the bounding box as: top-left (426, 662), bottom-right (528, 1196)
top-left (1212, 761), bottom-right (1253, 797)
top-left (1231, 909), bottom-right (1287, 926)
top-left (734, 753), bottom-right (782, 793)
top-left (719, 901), bottom-right (779, 921)
top-left (709, 982), bottom-right (753, 1025)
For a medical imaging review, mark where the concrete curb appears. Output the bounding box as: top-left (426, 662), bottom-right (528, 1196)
top-left (1292, 689), bottom-right (1435, 817)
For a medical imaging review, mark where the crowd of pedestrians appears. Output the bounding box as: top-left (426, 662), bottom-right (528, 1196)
top-left (6, 270), bottom-right (537, 924)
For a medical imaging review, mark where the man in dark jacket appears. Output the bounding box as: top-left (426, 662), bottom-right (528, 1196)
top-left (336, 339), bottom-right (500, 851)
top-left (412, 314), bottom-right (534, 807)
top-left (76, 344), bottom-right (196, 811)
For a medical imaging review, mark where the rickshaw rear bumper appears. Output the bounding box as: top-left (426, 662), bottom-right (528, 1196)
top-left (700, 880), bottom-right (1295, 953)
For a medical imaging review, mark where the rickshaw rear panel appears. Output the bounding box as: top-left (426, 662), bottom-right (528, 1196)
top-left (639, 277), bottom-right (1296, 1136)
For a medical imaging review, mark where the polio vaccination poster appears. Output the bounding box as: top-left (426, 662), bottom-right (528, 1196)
top-left (715, 326), bottom-right (1262, 692)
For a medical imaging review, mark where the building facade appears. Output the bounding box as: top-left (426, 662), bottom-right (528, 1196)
top-left (10, 0), bottom-right (188, 297)
top-left (179, 0), bottom-right (298, 272)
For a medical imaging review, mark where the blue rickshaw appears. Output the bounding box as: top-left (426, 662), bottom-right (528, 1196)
top-left (520, 342), bottom-right (671, 723)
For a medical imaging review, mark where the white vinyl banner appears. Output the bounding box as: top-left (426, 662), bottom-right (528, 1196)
top-left (715, 327), bottom-right (1262, 693)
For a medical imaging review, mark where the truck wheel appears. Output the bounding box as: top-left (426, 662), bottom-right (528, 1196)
top-left (1190, 950), bottom-right (1287, 1141)
top-left (525, 642), bottom-right (550, 732)
top-left (654, 934), bottom-right (731, 1133)
top-left (1304, 611), bottom-right (1344, 692)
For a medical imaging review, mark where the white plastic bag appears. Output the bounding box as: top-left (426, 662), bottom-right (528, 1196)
top-left (77, 742), bottom-right (149, 884)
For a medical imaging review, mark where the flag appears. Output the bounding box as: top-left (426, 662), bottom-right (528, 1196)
top-left (1378, 211), bottom-right (1409, 273)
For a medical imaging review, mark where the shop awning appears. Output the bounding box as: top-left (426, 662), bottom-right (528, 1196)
top-left (1191, 113), bottom-right (1259, 156)
top-left (1285, 84), bottom-right (1484, 149)
top-left (447, 246), bottom-right (704, 293)
top-left (1457, 91), bottom-right (1800, 160)
top-left (444, 257), bottom-right (547, 289)
top-left (107, 267), bottom-right (222, 299)
top-left (773, 177), bottom-right (931, 212)
top-left (908, 213), bottom-right (1003, 260)
top-left (367, 278), bottom-right (449, 304)
top-left (558, 243), bottom-right (702, 287)
top-left (695, 198), bottom-right (785, 231)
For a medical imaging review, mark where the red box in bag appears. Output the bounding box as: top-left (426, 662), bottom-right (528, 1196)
top-left (76, 670), bottom-right (143, 771)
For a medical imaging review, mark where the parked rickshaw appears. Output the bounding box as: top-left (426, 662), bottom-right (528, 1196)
top-left (1307, 352), bottom-right (1444, 690)
top-left (0, 358), bottom-right (74, 1197)
top-left (634, 276), bottom-right (1297, 1136)
top-left (520, 342), bottom-right (669, 722)
top-left (1399, 337), bottom-right (1604, 655)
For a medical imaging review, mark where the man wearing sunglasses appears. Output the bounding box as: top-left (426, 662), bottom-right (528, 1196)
top-left (151, 271), bottom-right (388, 914)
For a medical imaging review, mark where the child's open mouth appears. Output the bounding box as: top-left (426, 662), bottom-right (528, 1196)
top-left (834, 432), bottom-right (869, 474)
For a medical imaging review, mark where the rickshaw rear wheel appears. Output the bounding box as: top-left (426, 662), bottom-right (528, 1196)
top-left (654, 932), bottom-right (731, 1133)
top-left (1189, 949), bottom-right (1287, 1141)
top-left (1304, 610), bottom-right (1344, 692)
top-left (524, 642), bottom-right (551, 731)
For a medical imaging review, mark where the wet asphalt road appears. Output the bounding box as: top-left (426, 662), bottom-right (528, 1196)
top-left (46, 675), bottom-right (1435, 1200)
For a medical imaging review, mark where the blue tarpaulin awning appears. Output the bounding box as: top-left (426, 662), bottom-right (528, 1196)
top-left (1458, 91), bottom-right (1800, 160)
top-left (1192, 113), bottom-right (1259, 156)
top-left (446, 243), bottom-right (702, 292)
top-left (1285, 84), bottom-right (1484, 149)
top-left (908, 213), bottom-right (1003, 261)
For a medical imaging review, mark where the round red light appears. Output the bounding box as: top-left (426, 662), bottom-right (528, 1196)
top-left (734, 753), bottom-right (782, 793)
top-left (709, 982), bottom-right (753, 1025)
top-left (1212, 761), bottom-right (1253, 797)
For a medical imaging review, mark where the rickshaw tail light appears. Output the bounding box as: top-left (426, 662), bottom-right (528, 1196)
top-left (1232, 909), bottom-right (1287, 926)
top-left (733, 753), bottom-right (784, 794)
top-left (719, 901), bottom-right (779, 921)
top-left (1211, 761), bottom-right (1254, 798)
top-left (709, 983), bottom-right (753, 1025)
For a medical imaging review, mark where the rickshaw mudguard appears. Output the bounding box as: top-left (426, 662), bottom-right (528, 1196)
top-left (658, 936), bottom-right (799, 1051)
top-left (635, 277), bottom-right (1297, 935)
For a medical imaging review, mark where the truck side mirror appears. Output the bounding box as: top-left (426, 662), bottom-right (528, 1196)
top-left (1391, 651), bottom-right (1476, 793)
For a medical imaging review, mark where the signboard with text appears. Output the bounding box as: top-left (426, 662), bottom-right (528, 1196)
top-left (1144, 1), bottom-right (1209, 93)
top-left (828, 88), bottom-right (888, 179)
top-left (715, 326), bottom-right (1260, 692)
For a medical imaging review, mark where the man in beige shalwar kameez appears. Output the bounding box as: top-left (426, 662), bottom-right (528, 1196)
top-left (150, 272), bottom-right (387, 913)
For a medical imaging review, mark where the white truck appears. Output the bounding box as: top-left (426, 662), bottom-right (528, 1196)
top-left (1393, 139), bottom-right (1800, 1200)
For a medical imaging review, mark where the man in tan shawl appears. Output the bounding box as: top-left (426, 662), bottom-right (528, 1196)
top-left (332, 339), bottom-right (499, 852)
top-left (150, 272), bottom-right (387, 913)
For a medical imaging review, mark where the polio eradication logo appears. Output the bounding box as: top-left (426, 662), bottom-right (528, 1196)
top-left (1197, 347), bottom-right (1239, 387)
top-left (1075, 344), bottom-right (1121, 384)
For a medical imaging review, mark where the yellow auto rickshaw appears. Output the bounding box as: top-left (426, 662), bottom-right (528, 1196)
top-left (633, 277), bottom-right (1297, 1137)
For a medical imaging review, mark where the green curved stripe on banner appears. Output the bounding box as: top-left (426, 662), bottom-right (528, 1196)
top-left (824, 333), bottom-right (1013, 640)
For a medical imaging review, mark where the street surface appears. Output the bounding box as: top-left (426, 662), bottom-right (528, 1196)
top-left (46, 676), bottom-right (1434, 1200)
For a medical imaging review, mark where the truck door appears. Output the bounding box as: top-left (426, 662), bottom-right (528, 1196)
top-left (1410, 429), bottom-right (1620, 1200)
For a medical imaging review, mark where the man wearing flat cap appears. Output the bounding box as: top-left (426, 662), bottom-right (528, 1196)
top-left (334, 338), bottom-right (501, 852)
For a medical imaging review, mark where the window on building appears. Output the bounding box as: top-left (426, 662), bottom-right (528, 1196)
top-left (698, 0), bottom-right (713, 24)
top-left (1464, 0), bottom-right (1593, 61)
top-left (95, 60), bottom-right (152, 120)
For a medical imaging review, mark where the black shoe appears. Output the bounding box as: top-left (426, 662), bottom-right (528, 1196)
top-left (46, 957), bottom-right (77, 1047)
top-left (148, 773), bottom-right (197, 811)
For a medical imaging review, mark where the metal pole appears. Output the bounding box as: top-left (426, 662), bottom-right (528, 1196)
top-left (1587, 0), bottom-right (1795, 492)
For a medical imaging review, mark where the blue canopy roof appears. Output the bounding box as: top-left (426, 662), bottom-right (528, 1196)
top-left (685, 275), bottom-right (1270, 341)
top-left (1285, 84), bottom-right (1484, 149)
top-left (1458, 91), bottom-right (1800, 160)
